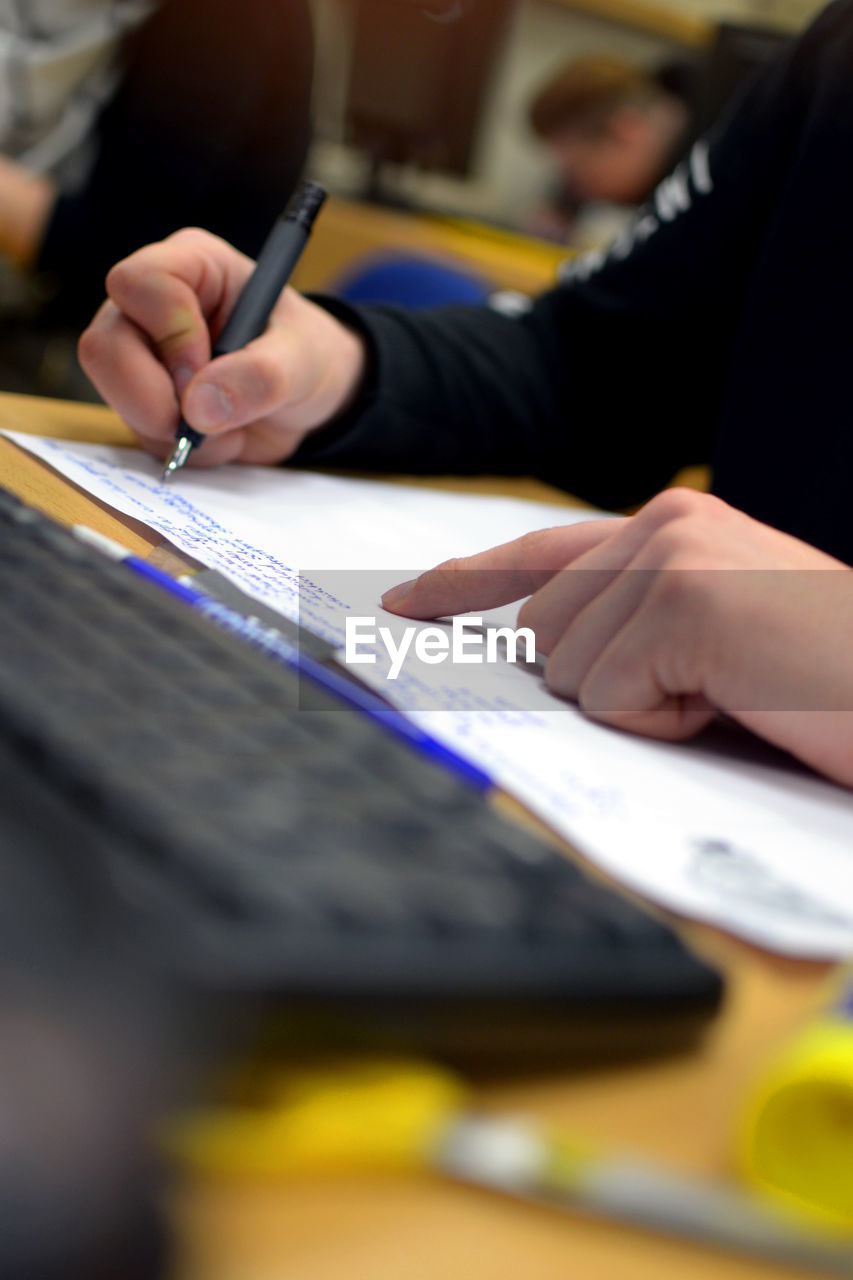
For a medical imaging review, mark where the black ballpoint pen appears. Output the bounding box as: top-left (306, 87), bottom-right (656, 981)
top-left (161, 180), bottom-right (327, 483)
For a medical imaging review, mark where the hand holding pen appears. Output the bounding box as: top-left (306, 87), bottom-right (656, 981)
top-left (162, 181), bottom-right (325, 481)
top-left (79, 182), bottom-right (368, 476)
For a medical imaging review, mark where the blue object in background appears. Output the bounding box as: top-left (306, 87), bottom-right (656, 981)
top-left (333, 253), bottom-right (493, 309)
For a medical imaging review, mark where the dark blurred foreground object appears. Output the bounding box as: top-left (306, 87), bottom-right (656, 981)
top-left (0, 0), bottom-right (314, 398)
top-left (0, 746), bottom-right (183, 1278)
top-left (343, 0), bottom-right (515, 198)
top-left (0, 993), bottom-right (174, 1280)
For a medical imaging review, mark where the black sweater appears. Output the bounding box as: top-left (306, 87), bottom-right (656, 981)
top-left (299, 0), bottom-right (853, 565)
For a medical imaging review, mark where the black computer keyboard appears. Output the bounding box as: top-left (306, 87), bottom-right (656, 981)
top-left (0, 486), bottom-right (722, 1061)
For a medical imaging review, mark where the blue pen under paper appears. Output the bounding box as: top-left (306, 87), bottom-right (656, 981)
top-left (71, 526), bottom-right (491, 791)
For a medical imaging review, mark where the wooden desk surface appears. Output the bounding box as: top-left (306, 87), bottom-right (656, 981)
top-left (0, 391), bottom-right (832, 1280)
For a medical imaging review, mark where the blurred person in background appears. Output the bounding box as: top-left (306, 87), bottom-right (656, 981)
top-left (525, 56), bottom-right (697, 244)
top-left (0, 0), bottom-right (314, 396)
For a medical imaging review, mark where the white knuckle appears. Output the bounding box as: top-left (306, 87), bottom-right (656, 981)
top-left (517, 597), bottom-right (535, 631)
top-left (77, 324), bottom-right (106, 371)
top-left (169, 226), bottom-right (217, 249)
top-left (649, 518), bottom-right (720, 571)
top-left (428, 557), bottom-right (465, 579)
top-left (104, 259), bottom-right (135, 301)
top-left (543, 650), bottom-right (574, 699)
top-left (649, 567), bottom-right (700, 611)
top-left (646, 487), bottom-right (704, 522)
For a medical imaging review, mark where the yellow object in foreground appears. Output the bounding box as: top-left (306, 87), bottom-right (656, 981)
top-left (168, 1059), bottom-right (466, 1177)
top-left (169, 1058), bottom-right (853, 1272)
top-left (741, 1017), bottom-right (853, 1232)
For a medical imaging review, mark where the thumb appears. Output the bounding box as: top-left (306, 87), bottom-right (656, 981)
top-left (382, 520), bottom-right (619, 619)
top-left (181, 328), bottom-right (299, 436)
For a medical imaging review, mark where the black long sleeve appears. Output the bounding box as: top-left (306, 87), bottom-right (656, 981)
top-left (297, 2), bottom-right (840, 517)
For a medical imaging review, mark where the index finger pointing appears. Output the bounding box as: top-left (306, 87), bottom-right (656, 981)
top-left (381, 518), bottom-right (620, 619)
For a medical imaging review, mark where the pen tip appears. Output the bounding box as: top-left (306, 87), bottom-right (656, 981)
top-left (161, 435), bottom-right (194, 483)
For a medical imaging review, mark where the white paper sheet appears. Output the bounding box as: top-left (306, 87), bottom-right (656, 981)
top-left (10, 430), bottom-right (853, 959)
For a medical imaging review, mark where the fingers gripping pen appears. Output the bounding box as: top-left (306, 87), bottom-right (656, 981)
top-left (161, 181), bottom-right (327, 483)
